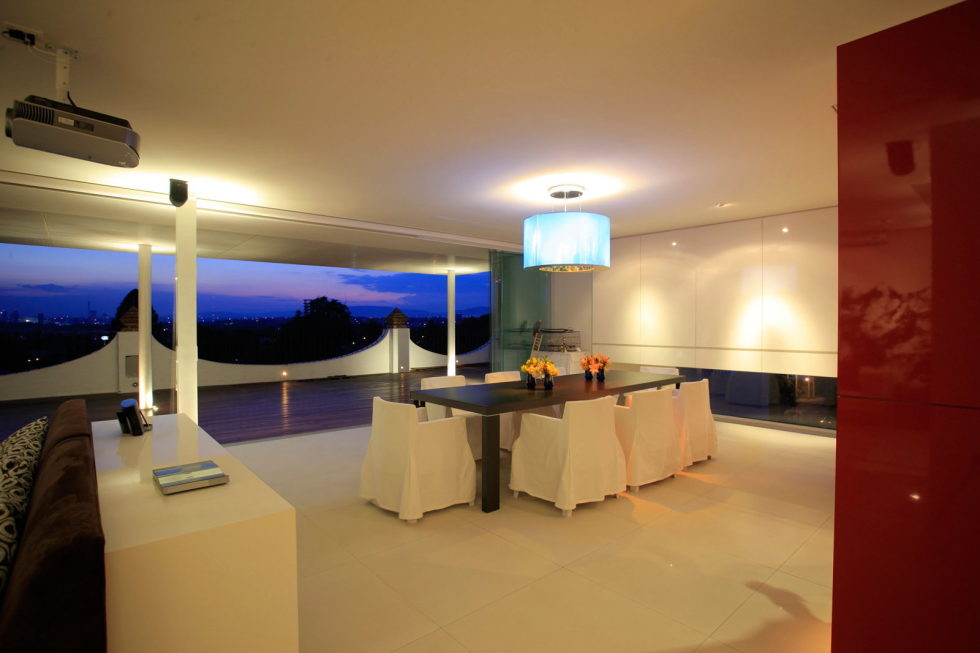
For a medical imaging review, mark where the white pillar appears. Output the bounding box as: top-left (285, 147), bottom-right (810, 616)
top-left (447, 261), bottom-right (456, 376)
top-left (137, 243), bottom-right (154, 413)
top-left (175, 196), bottom-right (198, 423)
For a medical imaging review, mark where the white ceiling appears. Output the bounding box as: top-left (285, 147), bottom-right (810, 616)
top-left (0, 0), bottom-right (958, 272)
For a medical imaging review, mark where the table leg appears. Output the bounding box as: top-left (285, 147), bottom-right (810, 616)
top-left (481, 415), bottom-right (500, 512)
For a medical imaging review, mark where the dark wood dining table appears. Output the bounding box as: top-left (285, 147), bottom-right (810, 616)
top-left (410, 369), bottom-right (684, 512)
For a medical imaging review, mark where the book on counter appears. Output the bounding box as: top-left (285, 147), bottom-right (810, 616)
top-left (152, 460), bottom-right (229, 495)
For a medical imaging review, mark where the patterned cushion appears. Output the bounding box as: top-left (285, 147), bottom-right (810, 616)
top-left (0, 417), bottom-right (48, 597)
top-left (0, 417), bottom-right (48, 499)
top-left (0, 501), bottom-right (17, 595)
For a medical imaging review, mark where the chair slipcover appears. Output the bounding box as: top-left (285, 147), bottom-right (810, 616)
top-left (675, 379), bottom-right (717, 463)
top-left (483, 371), bottom-right (556, 450)
top-left (615, 387), bottom-right (682, 490)
top-left (360, 397), bottom-right (475, 521)
top-left (510, 395), bottom-right (626, 515)
top-left (419, 375), bottom-right (482, 459)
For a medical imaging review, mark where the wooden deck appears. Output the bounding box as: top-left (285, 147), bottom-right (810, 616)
top-left (0, 365), bottom-right (489, 445)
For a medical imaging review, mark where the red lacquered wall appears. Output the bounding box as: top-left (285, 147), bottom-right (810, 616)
top-left (835, 1), bottom-right (980, 650)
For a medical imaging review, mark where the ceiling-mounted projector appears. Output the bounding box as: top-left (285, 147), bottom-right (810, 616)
top-left (5, 95), bottom-right (140, 167)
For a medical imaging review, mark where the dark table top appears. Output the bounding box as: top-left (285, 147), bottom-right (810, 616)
top-left (410, 370), bottom-right (684, 416)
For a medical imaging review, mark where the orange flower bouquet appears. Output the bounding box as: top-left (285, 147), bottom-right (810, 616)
top-left (579, 353), bottom-right (611, 381)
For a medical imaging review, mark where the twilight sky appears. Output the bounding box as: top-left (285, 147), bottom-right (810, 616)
top-left (0, 244), bottom-right (490, 319)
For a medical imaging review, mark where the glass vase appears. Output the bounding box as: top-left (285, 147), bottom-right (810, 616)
top-left (526, 374), bottom-right (536, 389)
top-left (543, 374), bottom-right (554, 390)
top-left (584, 369), bottom-right (593, 381)
top-left (596, 367), bottom-right (605, 382)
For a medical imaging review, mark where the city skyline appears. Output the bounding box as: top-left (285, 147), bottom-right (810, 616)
top-left (0, 244), bottom-right (490, 320)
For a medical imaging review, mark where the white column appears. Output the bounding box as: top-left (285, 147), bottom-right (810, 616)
top-left (175, 196), bottom-right (199, 423)
top-left (137, 243), bottom-right (154, 413)
top-left (447, 260), bottom-right (456, 376)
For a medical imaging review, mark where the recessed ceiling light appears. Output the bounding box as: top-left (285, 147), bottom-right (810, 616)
top-left (715, 202), bottom-right (731, 208)
top-left (671, 242), bottom-right (677, 247)
top-left (781, 227), bottom-right (789, 233)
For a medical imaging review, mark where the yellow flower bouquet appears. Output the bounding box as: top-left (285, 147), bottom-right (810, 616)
top-left (521, 356), bottom-right (559, 389)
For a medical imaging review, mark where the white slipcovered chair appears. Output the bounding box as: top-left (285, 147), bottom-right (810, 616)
top-left (639, 366), bottom-right (682, 396)
top-left (419, 375), bottom-right (482, 459)
top-left (484, 371), bottom-right (521, 450)
top-left (675, 379), bottom-right (717, 464)
top-left (510, 395), bottom-right (626, 517)
top-left (484, 371), bottom-right (557, 450)
top-left (615, 386), bottom-right (682, 491)
top-left (360, 397), bottom-right (475, 522)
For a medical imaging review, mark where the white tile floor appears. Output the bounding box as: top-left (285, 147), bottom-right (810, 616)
top-left (229, 421), bottom-right (835, 653)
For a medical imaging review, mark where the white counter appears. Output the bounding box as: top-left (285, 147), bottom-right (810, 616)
top-left (92, 413), bottom-right (299, 653)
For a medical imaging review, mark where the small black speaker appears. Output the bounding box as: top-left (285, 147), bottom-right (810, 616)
top-left (119, 399), bottom-right (147, 436)
top-left (169, 178), bottom-right (188, 207)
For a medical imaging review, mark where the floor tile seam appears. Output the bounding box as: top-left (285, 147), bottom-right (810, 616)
top-left (345, 548), bottom-right (464, 629)
top-left (354, 514), bottom-right (561, 573)
top-left (702, 562), bottom-right (783, 647)
top-left (690, 494), bottom-right (829, 531)
top-left (432, 566), bottom-right (569, 631)
top-left (388, 627), bottom-right (475, 653)
top-left (699, 496), bottom-right (833, 529)
top-left (341, 528), bottom-right (454, 562)
top-left (560, 565), bottom-right (714, 640)
top-left (440, 627), bottom-right (477, 653)
top-left (767, 520), bottom-right (826, 570)
top-left (773, 566), bottom-right (833, 590)
top-left (590, 494), bottom-right (667, 529)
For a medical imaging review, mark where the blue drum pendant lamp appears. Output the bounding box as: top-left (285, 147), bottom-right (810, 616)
top-left (523, 185), bottom-right (610, 272)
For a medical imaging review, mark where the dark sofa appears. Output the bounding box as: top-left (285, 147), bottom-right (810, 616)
top-left (0, 399), bottom-right (107, 652)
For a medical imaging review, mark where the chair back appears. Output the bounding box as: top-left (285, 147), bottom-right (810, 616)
top-left (679, 378), bottom-right (711, 409)
top-left (369, 396), bottom-right (419, 458)
top-left (628, 386), bottom-right (675, 427)
top-left (562, 395), bottom-right (618, 457)
top-left (485, 371), bottom-right (521, 383)
top-left (678, 379), bottom-right (716, 461)
top-left (618, 386), bottom-right (682, 484)
top-left (420, 375), bottom-right (467, 420)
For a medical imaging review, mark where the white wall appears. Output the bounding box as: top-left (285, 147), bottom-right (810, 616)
top-left (549, 272), bottom-right (593, 353)
top-left (554, 207), bottom-right (837, 377)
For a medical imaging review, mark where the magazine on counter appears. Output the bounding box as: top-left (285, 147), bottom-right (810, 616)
top-left (152, 460), bottom-right (229, 495)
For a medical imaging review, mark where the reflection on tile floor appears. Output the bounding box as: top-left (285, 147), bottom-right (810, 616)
top-left (230, 420), bottom-right (835, 653)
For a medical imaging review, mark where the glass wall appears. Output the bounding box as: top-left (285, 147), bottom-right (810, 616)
top-left (490, 251), bottom-right (550, 372)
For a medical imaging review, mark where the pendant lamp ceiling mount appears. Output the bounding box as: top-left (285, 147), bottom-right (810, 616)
top-left (548, 184), bottom-right (584, 200)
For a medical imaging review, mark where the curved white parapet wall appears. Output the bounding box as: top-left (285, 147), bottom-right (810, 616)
top-left (409, 340), bottom-right (490, 369)
top-left (0, 338), bottom-right (123, 402)
top-left (0, 329), bottom-right (490, 402)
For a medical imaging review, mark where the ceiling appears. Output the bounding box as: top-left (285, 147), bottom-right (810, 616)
top-left (0, 0), bottom-right (958, 273)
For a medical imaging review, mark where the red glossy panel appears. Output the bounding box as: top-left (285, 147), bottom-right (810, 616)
top-left (833, 397), bottom-right (980, 652)
top-left (837, 0), bottom-right (980, 407)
